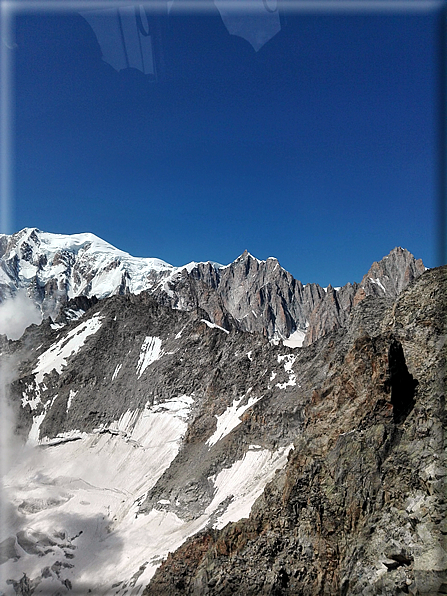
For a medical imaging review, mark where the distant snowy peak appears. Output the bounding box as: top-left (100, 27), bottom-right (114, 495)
top-left (2, 227), bottom-right (130, 266)
top-left (0, 228), bottom-right (219, 317)
top-left (0, 227), bottom-right (174, 272)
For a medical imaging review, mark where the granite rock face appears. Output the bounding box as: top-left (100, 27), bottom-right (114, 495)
top-left (0, 229), bottom-right (425, 345)
top-left (146, 266), bottom-right (446, 596)
top-left (360, 246), bottom-right (426, 297)
top-left (302, 247), bottom-right (426, 346)
top-left (150, 251), bottom-right (326, 341)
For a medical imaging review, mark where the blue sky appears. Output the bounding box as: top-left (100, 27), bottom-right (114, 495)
top-left (6, 1), bottom-right (444, 286)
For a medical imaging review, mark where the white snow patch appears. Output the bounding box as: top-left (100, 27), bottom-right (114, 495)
top-left (276, 379), bottom-right (296, 390)
top-left (339, 429), bottom-right (356, 438)
top-left (283, 329), bottom-right (306, 349)
top-left (26, 410), bottom-right (47, 445)
top-left (201, 319), bottom-right (229, 334)
top-left (18, 260), bottom-right (38, 279)
top-left (276, 354), bottom-right (297, 389)
top-left (206, 444), bottom-right (293, 529)
top-left (136, 336), bottom-right (163, 378)
top-left (152, 394), bottom-right (194, 420)
top-left (207, 392), bottom-right (261, 447)
top-left (66, 389), bottom-right (78, 411)
top-left (175, 325), bottom-right (187, 339)
top-left (97, 395), bottom-right (194, 447)
top-left (27, 395), bottom-right (58, 445)
top-left (247, 351), bottom-right (253, 361)
top-left (370, 277), bottom-right (387, 293)
top-left (180, 261), bottom-right (199, 274)
top-left (278, 354), bottom-right (295, 371)
top-left (21, 388), bottom-right (41, 411)
top-left (107, 408), bottom-right (140, 436)
top-left (65, 308), bottom-right (85, 321)
top-left (32, 314), bottom-right (103, 385)
top-left (162, 281), bottom-right (175, 299)
top-left (39, 429), bottom-right (90, 446)
top-left (111, 363), bottom-right (122, 381)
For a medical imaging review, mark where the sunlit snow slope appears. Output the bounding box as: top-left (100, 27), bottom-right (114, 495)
top-left (0, 228), bottom-right (178, 313)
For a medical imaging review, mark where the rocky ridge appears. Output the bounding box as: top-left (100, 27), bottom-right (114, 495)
top-left (0, 265), bottom-right (443, 595)
top-left (0, 229), bottom-right (425, 346)
top-left (0, 286), bottom-right (308, 594)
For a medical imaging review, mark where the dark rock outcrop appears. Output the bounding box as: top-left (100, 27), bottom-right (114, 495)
top-left (302, 247), bottom-right (425, 346)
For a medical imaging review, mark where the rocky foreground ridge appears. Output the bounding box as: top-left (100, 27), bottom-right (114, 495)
top-left (0, 228), bottom-right (425, 346)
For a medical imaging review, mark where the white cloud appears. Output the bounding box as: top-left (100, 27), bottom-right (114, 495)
top-left (0, 355), bottom-right (24, 477)
top-left (0, 291), bottom-right (42, 340)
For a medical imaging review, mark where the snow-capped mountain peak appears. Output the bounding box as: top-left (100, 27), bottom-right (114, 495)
top-left (0, 229), bottom-right (178, 316)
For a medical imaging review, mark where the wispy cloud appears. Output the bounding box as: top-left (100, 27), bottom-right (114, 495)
top-left (0, 291), bottom-right (42, 340)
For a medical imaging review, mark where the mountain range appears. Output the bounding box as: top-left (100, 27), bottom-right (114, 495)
top-left (0, 228), bottom-right (426, 345)
top-left (0, 229), bottom-right (444, 596)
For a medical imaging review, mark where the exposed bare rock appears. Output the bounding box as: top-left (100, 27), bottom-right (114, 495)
top-left (1, 229), bottom-right (426, 346)
top-left (1, 246), bottom-right (442, 595)
top-left (146, 266), bottom-right (446, 596)
top-left (302, 248), bottom-right (426, 347)
top-left (150, 251), bottom-right (327, 341)
top-left (360, 246), bottom-right (426, 298)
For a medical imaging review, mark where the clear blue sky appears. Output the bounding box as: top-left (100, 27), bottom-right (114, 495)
top-left (9, 1), bottom-right (444, 286)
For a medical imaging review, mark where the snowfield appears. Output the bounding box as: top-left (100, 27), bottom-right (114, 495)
top-left (207, 391), bottom-right (262, 447)
top-left (136, 336), bottom-right (163, 378)
top-left (31, 314), bottom-right (103, 387)
top-left (1, 392), bottom-right (291, 595)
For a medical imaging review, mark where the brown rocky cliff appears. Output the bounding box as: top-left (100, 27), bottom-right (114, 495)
top-left (302, 247), bottom-right (425, 347)
top-left (146, 266), bottom-right (446, 596)
top-left (156, 247), bottom-right (425, 348)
